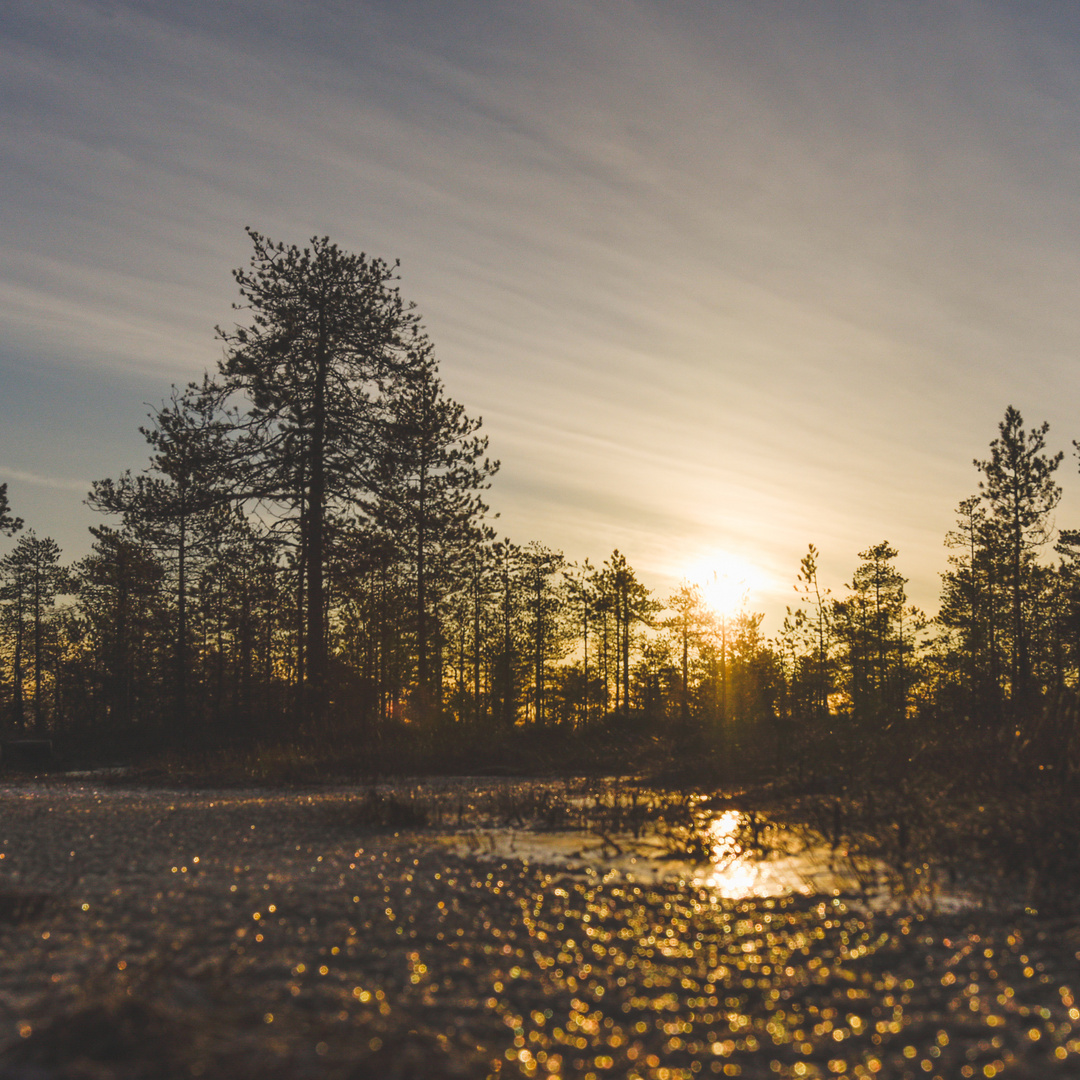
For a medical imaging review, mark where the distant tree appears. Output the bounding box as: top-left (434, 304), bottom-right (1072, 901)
top-left (216, 229), bottom-right (425, 725)
top-left (0, 486), bottom-right (25, 725)
top-left (490, 540), bottom-right (524, 727)
top-left (424, 538), bottom-right (499, 727)
top-left (0, 484), bottom-right (23, 538)
top-left (210, 518), bottom-right (285, 730)
top-left (938, 496), bottom-right (1006, 721)
top-left (466, 544), bottom-right (499, 724)
top-left (1053, 529), bottom-right (1080, 690)
top-left (0, 548), bottom-right (29, 730)
top-left (0, 533), bottom-right (65, 729)
top-left (335, 537), bottom-right (412, 730)
top-left (794, 544), bottom-right (832, 721)
top-left (367, 354), bottom-right (498, 722)
top-left (563, 559), bottom-right (599, 727)
top-left (633, 636), bottom-right (679, 723)
top-left (74, 527), bottom-right (165, 732)
top-left (725, 610), bottom-right (778, 755)
top-left (518, 542), bottom-right (566, 725)
top-left (599, 551), bottom-right (657, 715)
top-left (664, 582), bottom-right (708, 723)
top-left (975, 406), bottom-right (1062, 713)
top-left (88, 380), bottom-right (238, 727)
top-left (773, 605), bottom-right (809, 726)
top-left (833, 542), bottom-right (922, 745)
top-left (186, 510), bottom-right (281, 732)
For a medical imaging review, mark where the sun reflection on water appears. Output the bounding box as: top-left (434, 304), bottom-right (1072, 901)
top-left (698, 809), bottom-right (769, 897)
top-left (696, 809), bottom-right (828, 899)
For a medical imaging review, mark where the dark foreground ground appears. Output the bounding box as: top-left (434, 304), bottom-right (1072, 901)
top-left (1, 782), bottom-right (1079, 1080)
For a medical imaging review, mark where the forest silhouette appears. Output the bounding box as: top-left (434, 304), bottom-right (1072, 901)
top-left (2, 232), bottom-right (1079, 801)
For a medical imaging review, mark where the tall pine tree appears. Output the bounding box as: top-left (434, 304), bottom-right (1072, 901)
top-left (975, 406), bottom-right (1061, 714)
top-left (217, 229), bottom-right (425, 724)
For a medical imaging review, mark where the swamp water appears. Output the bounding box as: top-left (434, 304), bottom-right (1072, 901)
top-left (380, 778), bottom-right (977, 913)
top-left (0, 779), bottom-right (1074, 1079)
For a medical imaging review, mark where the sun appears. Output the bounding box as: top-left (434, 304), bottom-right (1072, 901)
top-left (685, 550), bottom-right (763, 618)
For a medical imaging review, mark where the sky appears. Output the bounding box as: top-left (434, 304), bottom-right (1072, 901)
top-left (4, 0), bottom-right (1080, 627)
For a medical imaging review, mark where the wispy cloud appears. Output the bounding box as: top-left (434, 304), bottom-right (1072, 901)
top-left (0, 467), bottom-right (87, 494)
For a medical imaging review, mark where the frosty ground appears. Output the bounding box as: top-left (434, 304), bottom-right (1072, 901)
top-left (1, 782), bottom-right (1079, 1079)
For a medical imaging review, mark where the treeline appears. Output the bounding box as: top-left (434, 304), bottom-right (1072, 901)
top-left (2, 231), bottom-right (1079, 778)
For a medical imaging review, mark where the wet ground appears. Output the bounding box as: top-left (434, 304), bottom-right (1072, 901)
top-left (1, 781), bottom-right (1079, 1079)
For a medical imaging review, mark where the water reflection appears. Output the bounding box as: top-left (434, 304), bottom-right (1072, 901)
top-left (450, 805), bottom-right (877, 900)
top-left (696, 809), bottom-right (858, 899)
top-left (424, 781), bottom-right (972, 908)
top-left (698, 809), bottom-right (766, 896)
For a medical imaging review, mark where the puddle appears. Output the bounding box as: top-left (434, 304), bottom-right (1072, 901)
top-left (2, 774), bottom-right (983, 911)
top-left (696, 808), bottom-right (879, 898)
top-left (448, 805), bottom-right (981, 911)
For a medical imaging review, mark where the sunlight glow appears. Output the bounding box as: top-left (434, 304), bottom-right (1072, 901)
top-left (697, 810), bottom-right (814, 898)
top-left (700, 810), bottom-right (761, 897)
top-left (685, 550), bottom-right (764, 617)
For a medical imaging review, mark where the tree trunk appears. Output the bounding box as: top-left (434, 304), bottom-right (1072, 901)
top-left (12, 586), bottom-right (24, 731)
top-left (473, 561), bottom-right (482, 724)
top-left (32, 564), bottom-right (43, 729)
top-left (176, 496), bottom-right (188, 728)
top-left (534, 572), bottom-right (544, 725)
top-left (415, 462), bottom-right (430, 721)
top-left (306, 350), bottom-right (328, 727)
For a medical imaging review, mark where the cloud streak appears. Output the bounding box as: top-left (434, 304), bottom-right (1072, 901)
top-left (0, 467), bottom-right (88, 494)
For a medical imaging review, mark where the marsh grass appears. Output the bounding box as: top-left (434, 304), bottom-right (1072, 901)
top-left (53, 697), bottom-right (1080, 916)
top-left (743, 760), bottom-right (1080, 914)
